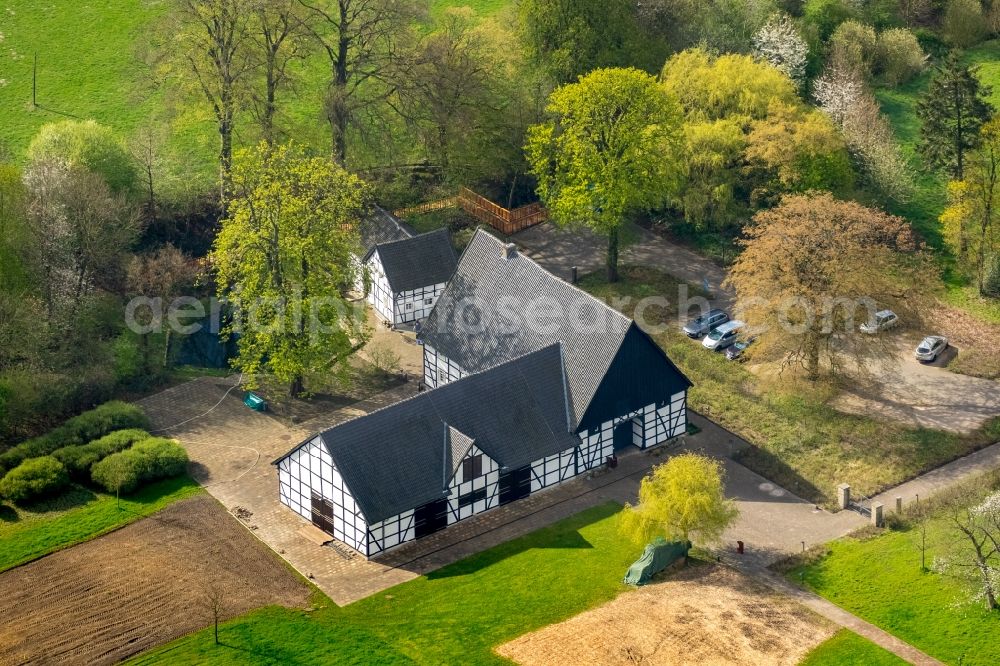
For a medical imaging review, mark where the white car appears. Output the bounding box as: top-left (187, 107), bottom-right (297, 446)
top-left (915, 335), bottom-right (948, 362)
top-left (860, 310), bottom-right (899, 334)
top-left (703, 320), bottom-right (745, 351)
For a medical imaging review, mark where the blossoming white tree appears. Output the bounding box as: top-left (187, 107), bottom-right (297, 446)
top-left (935, 491), bottom-right (1000, 611)
top-left (753, 14), bottom-right (808, 86)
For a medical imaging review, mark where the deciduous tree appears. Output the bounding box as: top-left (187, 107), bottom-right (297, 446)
top-left (752, 13), bottom-right (808, 87)
top-left (297, 0), bottom-right (423, 164)
top-left (726, 193), bottom-right (933, 381)
top-left (619, 453), bottom-right (738, 546)
top-left (940, 117), bottom-right (1000, 293)
top-left (525, 68), bottom-right (684, 282)
top-left (935, 490), bottom-right (1000, 611)
top-left (251, 0), bottom-right (311, 145)
top-left (161, 0), bottom-right (257, 198)
top-left (917, 53), bottom-right (994, 180)
top-left (211, 142), bottom-right (371, 396)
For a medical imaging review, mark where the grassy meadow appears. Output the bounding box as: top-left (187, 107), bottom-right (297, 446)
top-left (788, 486), bottom-right (1000, 666)
top-left (799, 629), bottom-right (907, 666)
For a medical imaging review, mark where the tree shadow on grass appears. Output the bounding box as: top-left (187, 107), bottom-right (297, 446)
top-left (15, 484), bottom-right (97, 515)
top-left (424, 502), bottom-right (619, 580)
top-left (0, 504), bottom-right (18, 523)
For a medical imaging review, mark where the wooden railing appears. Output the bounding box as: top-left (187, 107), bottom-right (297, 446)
top-left (393, 188), bottom-right (548, 236)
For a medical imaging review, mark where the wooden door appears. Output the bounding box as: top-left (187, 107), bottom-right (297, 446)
top-left (413, 498), bottom-right (449, 538)
top-left (311, 491), bottom-right (334, 535)
top-left (498, 466), bottom-right (531, 505)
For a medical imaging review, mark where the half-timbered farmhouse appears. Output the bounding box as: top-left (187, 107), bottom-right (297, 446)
top-left (362, 228), bottom-right (457, 327)
top-left (276, 228), bottom-right (691, 558)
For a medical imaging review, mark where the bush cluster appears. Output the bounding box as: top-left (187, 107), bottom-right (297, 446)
top-left (91, 438), bottom-right (188, 495)
top-left (52, 429), bottom-right (151, 480)
top-left (0, 456), bottom-right (69, 503)
top-left (0, 401), bottom-right (150, 475)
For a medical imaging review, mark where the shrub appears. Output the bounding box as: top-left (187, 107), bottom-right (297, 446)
top-left (803, 0), bottom-right (857, 39)
top-left (0, 457), bottom-right (69, 503)
top-left (943, 0), bottom-right (987, 48)
top-left (52, 429), bottom-right (151, 480)
top-left (91, 438), bottom-right (188, 495)
top-left (830, 20), bottom-right (877, 75)
top-left (0, 401), bottom-right (150, 475)
top-left (875, 28), bottom-right (926, 85)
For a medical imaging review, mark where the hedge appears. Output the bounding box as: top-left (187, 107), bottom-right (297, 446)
top-left (91, 438), bottom-right (188, 495)
top-left (52, 429), bottom-right (151, 480)
top-left (0, 402), bottom-right (150, 475)
top-left (0, 457), bottom-right (69, 503)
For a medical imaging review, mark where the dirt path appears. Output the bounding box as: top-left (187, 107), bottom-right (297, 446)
top-left (497, 564), bottom-right (836, 666)
top-left (0, 495), bottom-right (309, 666)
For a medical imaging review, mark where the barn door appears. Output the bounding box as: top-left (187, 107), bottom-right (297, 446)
top-left (613, 420), bottom-right (635, 451)
top-left (498, 466), bottom-right (531, 505)
top-left (310, 491), bottom-right (335, 535)
top-left (413, 498), bottom-right (449, 538)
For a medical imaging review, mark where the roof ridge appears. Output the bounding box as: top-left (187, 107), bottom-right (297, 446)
top-left (470, 227), bottom-right (633, 328)
top-left (312, 341), bottom-right (565, 441)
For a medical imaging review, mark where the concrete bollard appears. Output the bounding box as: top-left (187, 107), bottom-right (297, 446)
top-left (872, 502), bottom-right (884, 527)
top-left (837, 484), bottom-right (851, 510)
top-left (895, 496), bottom-right (903, 513)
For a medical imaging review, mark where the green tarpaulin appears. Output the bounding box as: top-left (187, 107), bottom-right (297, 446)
top-left (623, 538), bottom-right (690, 586)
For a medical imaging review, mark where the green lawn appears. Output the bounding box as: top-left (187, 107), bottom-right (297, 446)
top-left (876, 40), bottom-right (1000, 325)
top-left (580, 266), bottom-right (1000, 506)
top-left (790, 509), bottom-right (1000, 664)
top-left (0, 475), bottom-right (201, 572)
top-left (132, 502), bottom-right (634, 664)
top-left (800, 630), bottom-right (907, 666)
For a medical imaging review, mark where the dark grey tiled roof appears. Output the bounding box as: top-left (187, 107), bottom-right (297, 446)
top-left (421, 229), bottom-right (634, 428)
top-left (372, 228), bottom-right (458, 293)
top-left (358, 206), bottom-right (414, 254)
top-left (308, 344), bottom-right (576, 524)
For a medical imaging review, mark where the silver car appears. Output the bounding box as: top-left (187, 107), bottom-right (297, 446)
top-left (683, 309), bottom-right (729, 339)
top-left (915, 335), bottom-right (948, 362)
top-left (860, 309), bottom-right (899, 334)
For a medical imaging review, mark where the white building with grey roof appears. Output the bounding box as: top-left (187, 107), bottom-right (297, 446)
top-left (276, 228), bottom-right (691, 558)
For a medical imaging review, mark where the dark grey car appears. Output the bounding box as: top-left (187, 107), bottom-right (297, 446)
top-left (683, 309), bottom-right (729, 339)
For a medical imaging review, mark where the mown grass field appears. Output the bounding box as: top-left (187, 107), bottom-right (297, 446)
top-left (580, 266), bottom-right (1000, 506)
top-left (799, 629), bottom-right (907, 666)
top-left (131, 502), bottom-right (635, 665)
top-left (877, 39), bottom-right (1000, 325)
top-left (789, 492), bottom-right (1000, 665)
top-left (0, 475), bottom-right (201, 572)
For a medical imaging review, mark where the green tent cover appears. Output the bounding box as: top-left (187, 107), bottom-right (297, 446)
top-left (623, 538), bottom-right (690, 586)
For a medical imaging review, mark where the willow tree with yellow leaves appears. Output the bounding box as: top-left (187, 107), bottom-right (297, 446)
top-left (619, 453), bottom-right (737, 547)
top-left (211, 142), bottom-right (371, 397)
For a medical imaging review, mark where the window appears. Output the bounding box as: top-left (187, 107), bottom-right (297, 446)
top-left (462, 454), bottom-right (483, 480)
top-left (458, 488), bottom-right (487, 508)
top-left (405, 302), bottom-right (414, 310)
top-left (424, 297), bottom-right (434, 305)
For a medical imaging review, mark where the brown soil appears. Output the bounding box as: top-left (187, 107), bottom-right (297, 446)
top-left (0, 495), bottom-right (310, 665)
top-left (496, 564), bottom-right (835, 666)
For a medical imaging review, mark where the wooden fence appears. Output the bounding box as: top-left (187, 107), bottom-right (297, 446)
top-left (393, 188), bottom-right (548, 236)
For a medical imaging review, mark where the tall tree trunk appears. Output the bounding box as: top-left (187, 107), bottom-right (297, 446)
top-left (607, 226), bottom-right (619, 283)
top-left (806, 334), bottom-right (820, 381)
top-left (290, 374), bottom-right (304, 397)
top-left (219, 112), bottom-right (233, 208)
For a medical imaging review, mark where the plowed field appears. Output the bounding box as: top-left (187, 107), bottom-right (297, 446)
top-left (0, 495), bottom-right (309, 665)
